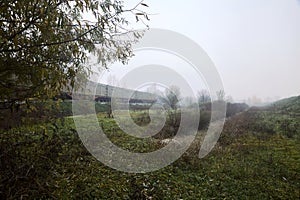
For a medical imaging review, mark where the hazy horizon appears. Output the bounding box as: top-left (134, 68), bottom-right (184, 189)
top-left (117, 0), bottom-right (300, 102)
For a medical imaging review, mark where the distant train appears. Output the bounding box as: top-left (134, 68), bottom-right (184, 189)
top-left (62, 81), bottom-right (157, 104)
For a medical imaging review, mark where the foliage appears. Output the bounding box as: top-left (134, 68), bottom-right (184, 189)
top-left (1, 95), bottom-right (300, 199)
top-left (1, 115), bottom-right (299, 199)
top-left (226, 102), bottom-right (249, 117)
top-left (0, 0), bottom-right (149, 105)
top-left (0, 100), bottom-right (112, 129)
top-left (220, 96), bottom-right (300, 141)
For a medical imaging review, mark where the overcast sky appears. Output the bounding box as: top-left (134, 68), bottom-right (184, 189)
top-left (101, 0), bottom-right (300, 102)
top-left (123, 0), bottom-right (300, 99)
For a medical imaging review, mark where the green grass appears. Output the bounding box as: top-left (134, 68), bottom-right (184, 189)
top-left (1, 111), bottom-right (299, 199)
top-left (271, 95), bottom-right (300, 114)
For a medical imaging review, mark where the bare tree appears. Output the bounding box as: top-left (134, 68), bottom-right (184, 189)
top-left (216, 90), bottom-right (225, 101)
top-left (197, 90), bottom-right (211, 105)
top-left (161, 85), bottom-right (182, 111)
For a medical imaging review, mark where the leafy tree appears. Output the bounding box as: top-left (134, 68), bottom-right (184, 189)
top-left (0, 0), bottom-right (149, 107)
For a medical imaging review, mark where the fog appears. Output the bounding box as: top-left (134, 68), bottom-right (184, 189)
top-left (96, 0), bottom-right (300, 104)
top-left (152, 0), bottom-right (300, 100)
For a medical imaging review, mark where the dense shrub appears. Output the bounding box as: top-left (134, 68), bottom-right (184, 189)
top-left (226, 102), bottom-right (249, 117)
top-left (1, 96), bottom-right (299, 199)
top-left (1, 111), bottom-right (300, 199)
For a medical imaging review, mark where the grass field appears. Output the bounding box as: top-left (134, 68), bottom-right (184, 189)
top-left (1, 97), bottom-right (300, 199)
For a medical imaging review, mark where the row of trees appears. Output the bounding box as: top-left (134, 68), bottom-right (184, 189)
top-left (160, 86), bottom-right (228, 110)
